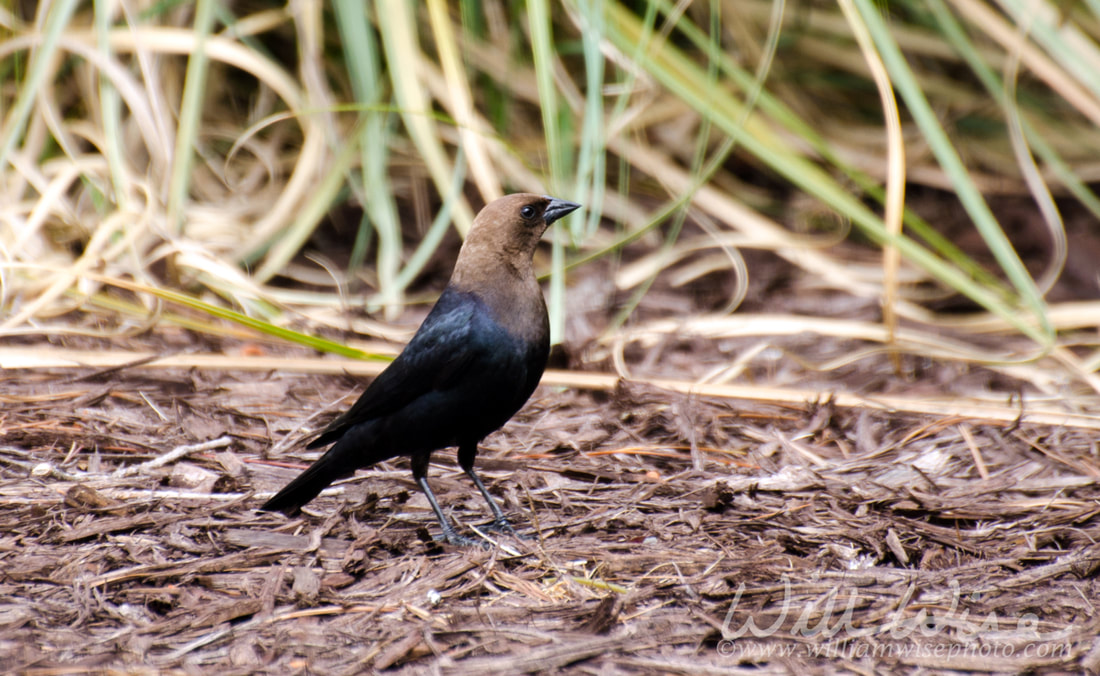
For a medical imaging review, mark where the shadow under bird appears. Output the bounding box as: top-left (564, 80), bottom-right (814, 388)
top-left (260, 193), bottom-right (581, 544)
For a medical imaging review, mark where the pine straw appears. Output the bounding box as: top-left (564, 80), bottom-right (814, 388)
top-left (2, 346), bottom-right (1099, 673)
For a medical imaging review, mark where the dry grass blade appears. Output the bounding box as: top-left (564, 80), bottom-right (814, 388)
top-left (3, 347), bottom-right (1100, 431)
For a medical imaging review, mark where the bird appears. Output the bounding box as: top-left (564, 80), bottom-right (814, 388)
top-left (260, 193), bottom-right (581, 545)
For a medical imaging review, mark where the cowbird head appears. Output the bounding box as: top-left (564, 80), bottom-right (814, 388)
top-left (452, 193), bottom-right (580, 281)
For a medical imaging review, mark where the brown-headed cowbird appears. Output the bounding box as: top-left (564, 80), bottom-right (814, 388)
top-left (260, 193), bottom-right (581, 545)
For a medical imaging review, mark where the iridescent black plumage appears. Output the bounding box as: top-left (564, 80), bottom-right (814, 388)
top-left (260, 194), bottom-right (580, 544)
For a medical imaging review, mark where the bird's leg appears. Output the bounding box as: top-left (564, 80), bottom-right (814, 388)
top-left (465, 469), bottom-right (523, 537)
top-left (411, 453), bottom-right (478, 547)
top-left (415, 475), bottom-right (480, 546)
top-left (459, 443), bottom-right (523, 537)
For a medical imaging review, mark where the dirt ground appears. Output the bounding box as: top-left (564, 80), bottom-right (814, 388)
top-left (2, 330), bottom-right (1099, 674)
top-left (3, 237), bottom-right (1100, 674)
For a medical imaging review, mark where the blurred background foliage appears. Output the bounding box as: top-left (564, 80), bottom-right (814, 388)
top-left (2, 0), bottom-right (1100, 392)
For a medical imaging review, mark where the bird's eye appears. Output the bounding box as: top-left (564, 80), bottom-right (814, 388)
top-left (520, 205), bottom-right (537, 219)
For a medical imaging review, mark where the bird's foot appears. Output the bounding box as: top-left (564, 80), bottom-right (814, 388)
top-left (482, 517), bottom-right (530, 540)
top-left (433, 528), bottom-right (489, 549)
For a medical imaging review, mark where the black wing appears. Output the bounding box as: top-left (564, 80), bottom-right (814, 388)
top-left (308, 289), bottom-right (480, 448)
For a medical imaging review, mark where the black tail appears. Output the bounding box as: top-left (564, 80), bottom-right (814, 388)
top-left (259, 450), bottom-right (353, 515)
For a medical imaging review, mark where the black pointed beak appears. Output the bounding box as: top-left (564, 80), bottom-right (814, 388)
top-left (542, 197), bottom-right (582, 225)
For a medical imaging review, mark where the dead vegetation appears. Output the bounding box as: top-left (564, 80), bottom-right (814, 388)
top-left (2, 333), bottom-right (1099, 674)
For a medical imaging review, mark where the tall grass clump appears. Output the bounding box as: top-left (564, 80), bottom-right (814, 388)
top-left (2, 1), bottom-right (1100, 398)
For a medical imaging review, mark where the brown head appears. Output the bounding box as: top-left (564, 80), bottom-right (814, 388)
top-left (449, 193), bottom-right (580, 338)
top-left (450, 193), bottom-right (580, 289)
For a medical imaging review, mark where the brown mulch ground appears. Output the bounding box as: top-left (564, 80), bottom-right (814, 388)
top-left (2, 333), bottom-right (1100, 674)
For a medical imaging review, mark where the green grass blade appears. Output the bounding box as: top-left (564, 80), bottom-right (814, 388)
top-left (377, 0), bottom-right (474, 236)
top-left (370, 149), bottom-right (467, 311)
top-left (602, 2), bottom-right (1050, 345)
top-left (166, 0), bottom-right (217, 236)
top-left (0, 0), bottom-right (79, 169)
top-left (102, 277), bottom-right (388, 361)
top-left (852, 0), bottom-right (1051, 342)
top-left (333, 0), bottom-right (401, 309)
top-left (528, 0), bottom-right (573, 346)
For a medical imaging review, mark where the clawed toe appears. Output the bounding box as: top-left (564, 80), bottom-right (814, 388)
top-left (482, 518), bottom-right (530, 540)
top-left (433, 529), bottom-right (489, 548)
